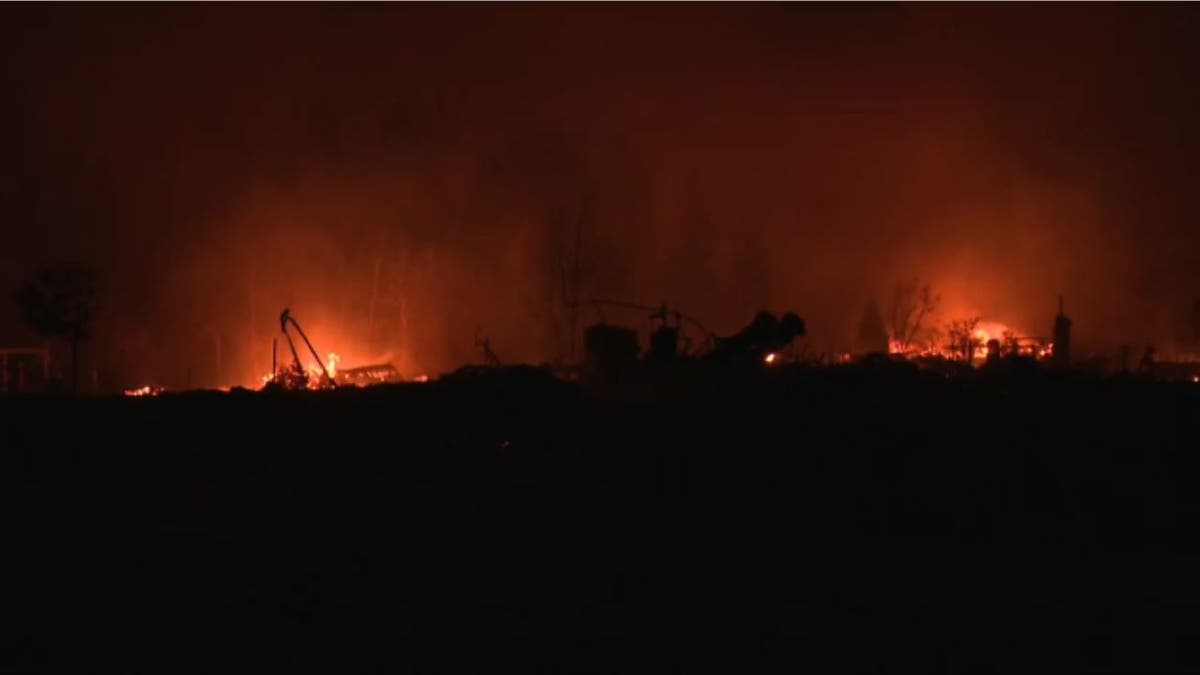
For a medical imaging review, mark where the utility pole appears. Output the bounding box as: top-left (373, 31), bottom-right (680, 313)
top-left (568, 205), bottom-right (585, 362)
top-left (248, 268), bottom-right (258, 379)
top-left (1053, 294), bottom-right (1072, 366)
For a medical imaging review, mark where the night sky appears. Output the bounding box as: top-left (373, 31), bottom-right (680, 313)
top-left (2, 4), bottom-right (1198, 388)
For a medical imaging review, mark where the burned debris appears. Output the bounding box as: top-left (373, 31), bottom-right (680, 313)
top-left (261, 308), bottom-right (404, 391)
top-left (10, 285), bottom-right (1199, 398)
top-left (575, 301), bottom-right (806, 390)
top-left (266, 308), bottom-right (337, 391)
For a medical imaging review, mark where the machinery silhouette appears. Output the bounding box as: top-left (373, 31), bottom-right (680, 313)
top-left (271, 308), bottom-right (335, 390)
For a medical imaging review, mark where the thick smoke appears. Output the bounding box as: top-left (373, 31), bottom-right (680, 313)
top-left (1, 4), bottom-right (1198, 388)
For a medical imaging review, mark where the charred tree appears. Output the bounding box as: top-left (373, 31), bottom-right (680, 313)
top-left (889, 280), bottom-right (939, 353)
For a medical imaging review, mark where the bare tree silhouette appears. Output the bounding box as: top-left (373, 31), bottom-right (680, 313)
top-left (889, 280), bottom-right (939, 352)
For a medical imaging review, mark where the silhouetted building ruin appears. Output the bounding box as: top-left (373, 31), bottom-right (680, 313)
top-left (647, 305), bottom-right (681, 364)
top-left (338, 363), bottom-right (402, 386)
top-left (0, 347), bottom-right (51, 394)
top-left (584, 323), bottom-right (639, 375)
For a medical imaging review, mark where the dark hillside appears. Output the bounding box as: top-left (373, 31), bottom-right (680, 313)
top-left (3, 367), bottom-right (1199, 671)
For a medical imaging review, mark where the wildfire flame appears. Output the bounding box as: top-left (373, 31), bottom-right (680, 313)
top-left (124, 385), bottom-right (163, 397)
top-left (764, 352), bottom-right (777, 364)
top-left (888, 318), bottom-right (1053, 362)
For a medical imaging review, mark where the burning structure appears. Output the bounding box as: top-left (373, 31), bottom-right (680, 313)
top-left (265, 308), bottom-right (336, 390)
top-left (259, 308), bottom-right (407, 391)
top-left (871, 293), bottom-right (1073, 368)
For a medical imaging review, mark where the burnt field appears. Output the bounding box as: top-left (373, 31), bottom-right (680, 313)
top-left (3, 365), bottom-right (1200, 672)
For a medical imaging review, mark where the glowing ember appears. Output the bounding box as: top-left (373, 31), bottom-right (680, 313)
top-left (124, 385), bottom-right (163, 397)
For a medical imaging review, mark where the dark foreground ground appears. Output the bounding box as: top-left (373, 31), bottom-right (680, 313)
top-left (3, 363), bottom-right (1199, 672)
